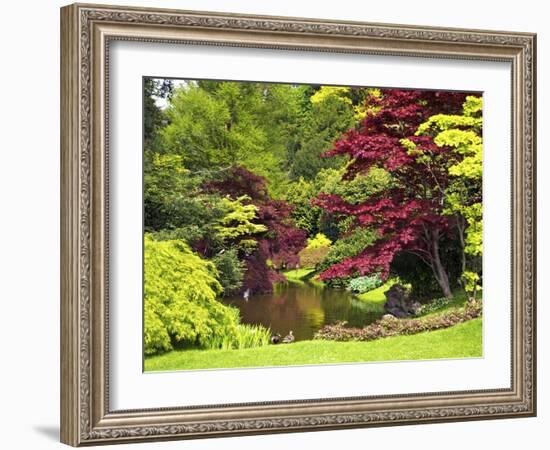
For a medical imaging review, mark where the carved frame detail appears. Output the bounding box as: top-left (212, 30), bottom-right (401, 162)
top-left (61, 3), bottom-right (536, 446)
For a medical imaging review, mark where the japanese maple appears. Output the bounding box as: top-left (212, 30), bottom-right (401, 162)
top-left (314, 89), bottom-right (472, 297)
top-left (205, 166), bottom-right (306, 293)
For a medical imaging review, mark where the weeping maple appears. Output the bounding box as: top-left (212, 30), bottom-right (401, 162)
top-left (314, 89), bottom-right (475, 297)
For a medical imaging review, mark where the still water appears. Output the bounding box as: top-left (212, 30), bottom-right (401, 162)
top-left (224, 281), bottom-right (383, 341)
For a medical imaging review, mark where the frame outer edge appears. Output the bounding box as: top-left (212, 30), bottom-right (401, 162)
top-left (61, 4), bottom-right (81, 447)
top-left (61, 2), bottom-right (537, 445)
top-left (528, 33), bottom-right (536, 416)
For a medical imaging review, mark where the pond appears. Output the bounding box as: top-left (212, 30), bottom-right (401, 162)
top-left (224, 281), bottom-right (383, 341)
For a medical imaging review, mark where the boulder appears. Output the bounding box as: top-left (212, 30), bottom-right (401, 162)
top-left (383, 284), bottom-right (418, 318)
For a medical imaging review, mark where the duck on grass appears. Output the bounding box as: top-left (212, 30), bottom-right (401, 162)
top-left (270, 331), bottom-right (295, 345)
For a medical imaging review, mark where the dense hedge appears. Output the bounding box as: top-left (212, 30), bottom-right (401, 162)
top-left (314, 300), bottom-right (481, 342)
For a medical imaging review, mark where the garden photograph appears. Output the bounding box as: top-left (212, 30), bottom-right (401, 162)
top-left (142, 78), bottom-right (483, 372)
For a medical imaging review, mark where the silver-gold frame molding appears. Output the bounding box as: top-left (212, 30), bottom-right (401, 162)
top-left (60, 3), bottom-right (536, 446)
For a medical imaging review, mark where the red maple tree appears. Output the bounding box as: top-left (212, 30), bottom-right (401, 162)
top-left (314, 89), bottom-right (472, 297)
top-left (205, 166), bottom-right (306, 293)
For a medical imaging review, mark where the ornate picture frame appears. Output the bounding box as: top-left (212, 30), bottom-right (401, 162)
top-left (60, 3), bottom-right (536, 446)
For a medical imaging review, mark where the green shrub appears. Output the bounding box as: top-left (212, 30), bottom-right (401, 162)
top-left (212, 248), bottom-right (245, 295)
top-left (317, 228), bottom-right (376, 287)
top-left (347, 274), bottom-right (383, 294)
top-left (144, 235), bottom-right (239, 355)
top-left (462, 270), bottom-right (482, 300)
top-left (144, 235), bottom-right (271, 354)
top-left (299, 246), bottom-right (331, 269)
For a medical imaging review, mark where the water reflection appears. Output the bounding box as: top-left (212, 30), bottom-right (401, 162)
top-left (224, 282), bottom-right (382, 340)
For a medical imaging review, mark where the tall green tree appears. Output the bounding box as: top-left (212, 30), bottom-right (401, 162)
top-left (290, 87), bottom-right (356, 180)
top-left (160, 81), bottom-right (306, 198)
top-left (143, 78), bottom-right (172, 149)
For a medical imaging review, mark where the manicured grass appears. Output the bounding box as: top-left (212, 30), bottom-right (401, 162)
top-left (144, 318), bottom-right (482, 371)
top-left (283, 268), bottom-right (315, 281)
top-left (282, 268), bottom-right (325, 287)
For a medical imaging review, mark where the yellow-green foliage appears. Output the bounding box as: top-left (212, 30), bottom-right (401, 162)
top-left (144, 235), bottom-right (271, 354)
top-left (299, 246), bottom-right (331, 269)
top-left (462, 271), bottom-right (482, 297)
top-left (417, 96), bottom-right (482, 182)
top-left (214, 195), bottom-right (267, 249)
top-left (445, 194), bottom-right (482, 256)
top-left (299, 233), bottom-right (332, 269)
top-left (144, 235), bottom-right (239, 354)
top-left (149, 152), bottom-right (187, 175)
top-left (309, 86), bottom-right (380, 122)
top-left (204, 324), bottom-right (271, 351)
top-left (310, 86), bottom-right (352, 105)
top-left (311, 86), bottom-right (385, 121)
top-left (306, 233), bottom-right (332, 249)
top-left (463, 95), bottom-right (483, 117)
top-left (354, 88), bottom-right (383, 121)
top-left (416, 95), bottom-right (483, 259)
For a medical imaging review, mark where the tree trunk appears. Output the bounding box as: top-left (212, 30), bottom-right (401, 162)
top-left (455, 215), bottom-right (466, 284)
top-left (430, 231), bottom-right (452, 298)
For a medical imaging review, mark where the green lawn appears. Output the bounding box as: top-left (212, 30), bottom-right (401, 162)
top-left (282, 268), bottom-right (317, 282)
top-left (144, 318), bottom-right (482, 371)
top-left (282, 268), bottom-right (325, 287)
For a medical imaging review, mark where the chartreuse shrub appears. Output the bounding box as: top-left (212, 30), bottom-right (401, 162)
top-left (144, 235), bottom-right (269, 354)
top-left (461, 271), bottom-right (482, 300)
top-left (214, 195), bottom-right (267, 252)
top-left (298, 233), bottom-right (332, 269)
top-left (306, 233), bottom-right (332, 249)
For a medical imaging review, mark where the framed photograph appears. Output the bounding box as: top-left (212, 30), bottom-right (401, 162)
top-left (60, 3), bottom-right (536, 446)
